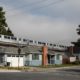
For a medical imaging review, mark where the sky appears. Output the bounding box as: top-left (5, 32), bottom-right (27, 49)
top-left (0, 0), bottom-right (80, 46)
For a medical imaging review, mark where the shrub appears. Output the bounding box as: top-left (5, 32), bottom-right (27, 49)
top-left (70, 61), bottom-right (80, 65)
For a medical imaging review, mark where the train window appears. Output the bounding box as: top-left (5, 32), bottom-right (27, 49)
top-left (7, 36), bottom-right (10, 39)
top-left (57, 45), bottom-right (59, 47)
top-left (35, 41), bottom-right (37, 43)
top-left (38, 42), bottom-right (42, 44)
top-left (11, 36), bottom-right (14, 39)
top-left (47, 43), bottom-right (48, 45)
top-left (59, 45), bottom-right (62, 47)
top-left (50, 44), bottom-right (52, 46)
top-left (42, 42), bottom-right (46, 45)
top-left (14, 37), bottom-right (17, 40)
top-left (4, 35), bottom-right (10, 39)
top-left (53, 44), bottom-right (56, 46)
top-left (29, 40), bottom-right (33, 43)
top-left (11, 36), bottom-right (17, 40)
top-left (4, 35), bottom-right (8, 39)
top-left (23, 39), bottom-right (27, 42)
top-left (19, 38), bottom-right (21, 41)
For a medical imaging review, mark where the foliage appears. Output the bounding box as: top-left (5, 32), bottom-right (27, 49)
top-left (0, 7), bottom-right (14, 36)
top-left (70, 61), bottom-right (80, 65)
top-left (6, 28), bottom-right (14, 36)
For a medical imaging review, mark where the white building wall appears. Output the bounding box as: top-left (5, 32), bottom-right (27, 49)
top-left (70, 57), bottom-right (76, 62)
top-left (60, 55), bottom-right (62, 60)
top-left (3, 54), bottom-right (7, 64)
top-left (29, 54), bottom-right (32, 61)
top-left (6, 56), bottom-right (24, 67)
top-left (39, 55), bottom-right (42, 60)
top-left (25, 54), bottom-right (30, 60)
top-left (30, 54), bottom-right (42, 66)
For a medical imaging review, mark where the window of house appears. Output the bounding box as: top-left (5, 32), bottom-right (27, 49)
top-left (20, 55), bottom-right (23, 57)
top-left (0, 57), bottom-right (3, 63)
top-left (56, 54), bottom-right (60, 60)
top-left (12, 55), bottom-right (15, 57)
top-left (16, 55), bottom-right (19, 57)
top-left (32, 54), bottom-right (39, 60)
top-left (7, 54), bottom-right (11, 57)
top-left (0, 55), bottom-right (4, 63)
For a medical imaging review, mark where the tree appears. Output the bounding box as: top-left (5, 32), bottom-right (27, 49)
top-left (6, 28), bottom-right (14, 36)
top-left (72, 25), bottom-right (80, 47)
top-left (0, 7), bottom-right (14, 36)
top-left (77, 25), bottom-right (80, 35)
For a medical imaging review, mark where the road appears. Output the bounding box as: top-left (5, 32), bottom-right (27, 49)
top-left (0, 66), bottom-right (80, 80)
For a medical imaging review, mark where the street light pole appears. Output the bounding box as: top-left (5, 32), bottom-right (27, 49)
top-left (18, 47), bottom-right (21, 69)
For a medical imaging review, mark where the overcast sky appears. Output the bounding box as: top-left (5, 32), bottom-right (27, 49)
top-left (0, 0), bottom-right (80, 46)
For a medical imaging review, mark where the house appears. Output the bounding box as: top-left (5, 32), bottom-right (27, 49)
top-left (68, 46), bottom-right (80, 61)
top-left (0, 34), bottom-right (67, 67)
top-left (62, 46), bottom-right (78, 64)
top-left (47, 48), bottom-right (65, 65)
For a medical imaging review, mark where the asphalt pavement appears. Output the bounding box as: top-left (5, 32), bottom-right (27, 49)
top-left (0, 66), bottom-right (80, 80)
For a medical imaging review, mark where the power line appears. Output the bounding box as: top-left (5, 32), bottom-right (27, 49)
top-left (0, 0), bottom-right (13, 4)
top-left (1, 0), bottom-right (49, 12)
top-left (7, 0), bottom-right (65, 17)
top-left (6, 0), bottom-right (50, 17)
top-left (6, 0), bottom-right (49, 11)
top-left (32, 0), bottom-right (64, 11)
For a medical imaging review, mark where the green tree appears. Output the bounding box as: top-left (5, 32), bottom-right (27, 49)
top-left (72, 25), bottom-right (80, 47)
top-left (6, 28), bottom-right (14, 36)
top-left (0, 7), bottom-right (14, 36)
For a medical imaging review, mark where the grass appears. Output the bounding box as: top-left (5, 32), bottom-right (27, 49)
top-left (0, 66), bottom-right (29, 70)
top-left (0, 62), bottom-right (80, 70)
top-left (39, 63), bottom-right (80, 68)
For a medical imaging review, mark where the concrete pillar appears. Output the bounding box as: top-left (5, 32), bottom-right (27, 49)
top-left (42, 45), bottom-right (48, 66)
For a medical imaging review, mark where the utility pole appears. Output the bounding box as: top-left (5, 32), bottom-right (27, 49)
top-left (17, 45), bottom-right (21, 69)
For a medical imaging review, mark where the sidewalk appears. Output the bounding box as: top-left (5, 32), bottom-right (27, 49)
top-left (25, 65), bottom-right (80, 72)
top-left (0, 65), bottom-right (80, 72)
